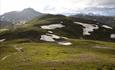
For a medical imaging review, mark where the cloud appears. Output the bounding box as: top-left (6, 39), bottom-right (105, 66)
top-left (0, 0), bottom-right (115, 15)
top-left (88, 0), bottom-right (115, 7)
top-left (97, 0), bottom-right (115, 5)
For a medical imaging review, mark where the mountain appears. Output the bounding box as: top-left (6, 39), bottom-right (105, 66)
top-left (0, 8), bottom-right (43, 23)
top-left (0, 14), bottom-right (115, 42)
top-left (73, 7), bottom-right (115, 16)
top-left (72, 14), bottom-right (115, 27)
top-left (0, 20), bottom-right (13, 29)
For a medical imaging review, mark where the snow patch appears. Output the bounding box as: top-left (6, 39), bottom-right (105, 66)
top-left (74, 22), bottom-right (99, 35)
top-left (41, 24), bottom-right (65, 29)
top-left (40, 23), bottom-right (72, 46)
top-left (48, 31), bottom-right (53, 33)
top-left (0, 39), bottom-right (6, 42)
top-left (40, 35), bottom-right (55, 42)
top-left (61, 37), bottom-right (68, 39)
top-left (40, 33), bottom-right (72, 46)
top-left (40, 34), bottom-right (60, 42)
top-left (111, 34), bottom-right (115, 39)
top-left (102, 25), bottom-right (113, 29)
top-left (49, 34), bottom-right (60, 39)
top-left (58, 41), bottom-right (72, 46)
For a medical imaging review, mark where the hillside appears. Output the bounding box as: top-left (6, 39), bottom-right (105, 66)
top-left (78, 7), bottom-right (115, 16)
top-left (0, 14), bottom-right (115, 42)
top-left (0, 8), bottom-right (43, 23)
top-left (0, 14), bottom-right (115, 70)
top-left (72, 14), bottom-right (115, 27)
top-left (0, 38), bottom-right (115, 70)
top-left (0, 21), bottom-right (13, 29)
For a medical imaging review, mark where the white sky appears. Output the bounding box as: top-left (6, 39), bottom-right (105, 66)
top-left (0, 0), bottom-right (115, 15)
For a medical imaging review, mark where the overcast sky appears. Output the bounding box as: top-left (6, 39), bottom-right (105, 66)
top-left (0, 0), bottom-right (115, 15)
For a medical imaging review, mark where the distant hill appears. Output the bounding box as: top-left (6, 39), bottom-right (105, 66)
top-left (0, 8), bottom-right (43, 23)
top-left (82, 7), bottom-right (115, 16)
top-left (69, 7), bottom-right (115, 16)
top-left (72, 14), bottom-right (115, 27)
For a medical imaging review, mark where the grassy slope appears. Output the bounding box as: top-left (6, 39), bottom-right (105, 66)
top-left (0, 39), bottom-right (115, 70)
top-left (0, 14), bottom-right (115, 70)
top-left (1, 14), bottom-right (115, 41)
top-left (0, 14), bottom-right (83, 40)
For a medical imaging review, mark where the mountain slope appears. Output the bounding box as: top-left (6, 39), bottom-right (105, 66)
top-left (0, 8), bottom-right (43, 23)
top-left (0, 14), bottom-right (115, 70)
top-left (72, 14), bottom-right (115, 27)
top-left (0, 14), bottom-right (115, 42)
top-left (0, 39), bottom-right (115, 70)
top-left (0, 20), bottom-right (13, 29)
top-left (75, 7), bottom-right (115, 16)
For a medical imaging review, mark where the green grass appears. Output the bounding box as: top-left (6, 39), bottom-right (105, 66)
top-left (0, 14), bottom-right (115, 70)
top-left (0, 39), bottom-right (115, 70)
